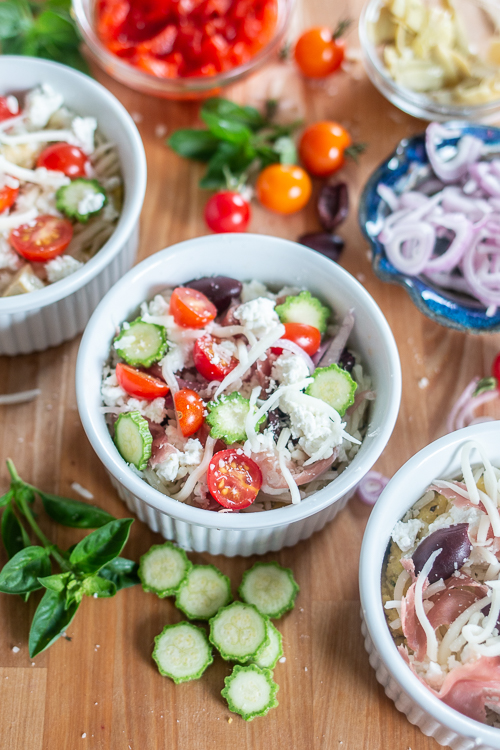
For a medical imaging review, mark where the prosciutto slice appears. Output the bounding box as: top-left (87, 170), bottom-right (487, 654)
top-left (254, 450), bottom-right (336, 491)
top-left (439, 657), bottom-right (500, 723)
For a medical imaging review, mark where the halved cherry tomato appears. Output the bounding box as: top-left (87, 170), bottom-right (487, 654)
top-left (0, 96), bottom-right (18, 122)
top-left (174, 388), bottom-right (205, 437)
top-left (299, 121), bottom-right (352, 177)
top-left (207, 449), bottom-right (262, 509)
top-left (294, 25), bottom-right (347, 78)
top-left (9, 215), bottom-right (73, 262)
top-left (255, 164), bottom-right (312, 215)
top-left (272, 323), bottom-right (322, 357)
top-left (492, 353), bottom-right (500, 385)
top-left (36, 143), bottom-right (89, 178)
top-left (0, 184), bottom-right (19, 214)
top-left (116, 362), bottom-right (169, 400)
top-left (193, 334), bottom-right (238, 382)
top-left (169, 287), bottom-right (217, 328)
top-left (204, 191), bottom-right (251, 233)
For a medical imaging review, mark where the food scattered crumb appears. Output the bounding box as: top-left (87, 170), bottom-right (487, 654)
top-left (31, 662), bottom-right (35, 666)
top-left (418, 377), bottom-right (429, 389)
top-left (17, 437), bottom-right (24, 443)
top-left (304, 666), bottom-right (308, 672)
top-left (95, 702), bottom-right (98, 706)
top-left (131, 112), bottom-right (143, 123)
top-left (155, 124), bottom-right (167, 138)
top-left (227, 718), bottom-right (233, 724)
top-left (46, 404), bottom-right (53, 410)
top-left (71, 482), bottom-right (94, 500)
top-left (12, 646), bottom-right (20, 653)
top-left (279, 656), bottom-right (286, 663)
top-left (96, 644), bottom-right (100, 648)
top-left (81, 733), bottom-right (87, 739)
top-left (356, 273), bottom-right (366, 282)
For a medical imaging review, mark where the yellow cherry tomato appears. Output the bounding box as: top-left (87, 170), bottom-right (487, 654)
top-left (255, 164), bottom-right (312, 214)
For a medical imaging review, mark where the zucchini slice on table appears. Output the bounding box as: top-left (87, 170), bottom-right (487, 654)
top-left (153, 622), bottom-right (213, 683)
top-left (209, 601), bottom-right (268, 663)
top-left (252, 619), bottom-right (283, 670)
top-left (139, 542), bottom-right (192, 598)
top-left (238, 562), bottom-right (299, 619)
top-left (175, 564), bottom-right (232, 620)
top-left (221, 664), bottom-right (279, 721)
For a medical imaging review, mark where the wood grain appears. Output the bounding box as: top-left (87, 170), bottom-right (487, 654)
top-left (1, 0), bottom-right (499, 747)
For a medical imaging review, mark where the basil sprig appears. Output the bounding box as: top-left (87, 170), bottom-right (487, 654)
top-left (168, 97), bottom-right (301, 189)
top-left (0, 459), bottom-right (139, 657)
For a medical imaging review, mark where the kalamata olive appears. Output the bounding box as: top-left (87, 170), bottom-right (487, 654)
top-left (318, 183), bottom-right (349, 231)
top-left (184, 276), bottom-right (242, 313)
top-left (298, 232), bottom-right (344, 262)
top-left (412, 524), bottom-right (472, 583)
top-left (338, 348), bottom-right (355, 373)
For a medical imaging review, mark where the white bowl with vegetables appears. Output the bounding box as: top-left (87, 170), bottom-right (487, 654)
top-left (360, 422), bottom-right (500, 750)
top-left (76, 234), bottom-right (401, 556)
top-left (0, 56), bottom-right (146, 355)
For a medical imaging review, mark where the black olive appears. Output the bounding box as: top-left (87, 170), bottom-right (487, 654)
top-left (297, 232), bottom-right (344, 262)
top-left (184, 276), bottom-right (242, 313)
top-left (412, 524), bottom-right (472, 583)
top-left (318, 183), bottom-right (349, 231)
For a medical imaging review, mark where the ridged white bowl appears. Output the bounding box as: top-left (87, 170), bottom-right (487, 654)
top-left (359, 422), bottom-right (500, 750)
top-left (76, 234), bottom-right (402, 556)
top-left (0, 57), bottom-right (146, 355)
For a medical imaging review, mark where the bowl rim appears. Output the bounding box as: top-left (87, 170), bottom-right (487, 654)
top-left (358, 121), bottom-right (500, 334)
top-left (359, 0), bottom-right (500, 120)
top-left (76, 233), bottom-right (402, 531)
top-left (0, 55), bottom-right (147, 313)
top-left (72, 0), bottom-right (294, 94)
top-left (359, 421), bottom-right (500, 747)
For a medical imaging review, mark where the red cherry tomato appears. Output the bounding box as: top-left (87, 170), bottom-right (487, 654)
top-left (204, 191), bottom-right (251, 233)
top-left (169, 287), bottom-right (217, 328)
top-left (255, 164), bottom-right (312, 215)
top-left (272, 323), bottom-right (322, 357)
top-left (36, 143), bottom-right (89, 178)
top-left (299, 121), bottom-right (352, 177)
top-left (207, 449), bottom-right (262, 509)
top-left (0, 96), bottom-right (18, 122)
top-left (492, 353), bottom-right (500, 385)
top-left (9, 215), bottom-right (73, 262)
top-left (116, 362), bottom-right (169, 400)
top-left (174, 388), bottom-right (205, 437)
top-left (294, 26), bottom-right (346, 78)
top-left (193, 334), bottom-right (238, 382)
top-left (0, 184), bottom-right (19, 213)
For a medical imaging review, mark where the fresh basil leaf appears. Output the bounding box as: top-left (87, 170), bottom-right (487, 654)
top-left (0, 490), bottom-right (13, 508)
top-left (16, 485), bottom-right (35, 505)
top-left (473, 377), bottom-right (497, 397)
top-left (0, 546), bottom-right (51, 594)
top-left (201, 110), bottom-right (253, 145)
top-left (38, 572), bottom-right (71, 593)
top-left (273, 136), bottom-right (298, 165)
top-left (0, 0), bottom-right (32, 40)
top-left (39, 491), bottom-right (116, 528)
top-left (45, 0), bottom-right (73, 12)
top-left (69, 518), bottom-right (134, 575)
top-left (1, 504), bottom-right (27, 558)
top-left (201, 98), bottom-right (265, 130)
top-left (34, 10), bottom-right (79, 46)
top-left (98, 557), bottom-right (139, 590)
top-left (29, 588), bottom-right (80, 658)
top-left (200, 141), bottom-right (255, 189)
top-left (168, 129), bottom-right (220, 161)
top-left (82, 575), bottom-right (117, 598)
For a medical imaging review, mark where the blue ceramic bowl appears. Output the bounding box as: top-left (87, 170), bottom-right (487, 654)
top-left (359, 122), bottom-right (500, 334)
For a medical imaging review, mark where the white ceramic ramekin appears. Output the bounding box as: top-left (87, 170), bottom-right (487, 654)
top-left (76, 234), bottom-right (402, 556)
top-left (360, 422), bottom-right (500, 750)
top-left (0, 56), bottom-right (146, 356)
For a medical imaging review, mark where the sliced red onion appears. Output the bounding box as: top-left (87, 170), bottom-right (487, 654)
top-left (317, 309), bottom-right (355, 367)
top-left (426, 123), bottom-right (483, 183)
top-left (424, 271), bottom-right (471, 294)
top-left (357, 471), bottom-right (389, 505)
top-left (454, 390), bottom-right (499, 431)
top-left (469, 162), bottom-right (500, 198)
top-left (425, 214), bottom-right (475, 273)
top-left (276, 338), bottom-right (315, 373)
top-left (312, 336), bottom-right (332, 366)
top-left (377, 183), bottom-right (400, 211)
top-left (383, 221), bottom-right (436, 275)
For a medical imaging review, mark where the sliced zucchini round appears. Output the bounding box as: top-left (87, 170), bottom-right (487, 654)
top-left (175, 564), bottom-right (232, 620)
top-left (114, 318), bottom-right (168, 368)
top-left (221, 664), bottom-right (279, 721)
top-left (209, 601), bottom-right (268, 663)
top-left (305, 363), bottom-right (357, 416)
top-left (238, 562), bottom-right (299, 619)
top-left (252, 619), bottom-right (283, 670)
top-left (139, 542), bottom-right (192, 598)
top-left (114, 411), bottom-right (152, 470)
top-left (153, 622), bottom-right (213, 684)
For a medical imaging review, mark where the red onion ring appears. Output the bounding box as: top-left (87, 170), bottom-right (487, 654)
top-left (426, 123), bottom-right (483, 183)
top-left (357, 471), bottom-right (389, 505)
top-left (317, 309), bottom-right (355, 367)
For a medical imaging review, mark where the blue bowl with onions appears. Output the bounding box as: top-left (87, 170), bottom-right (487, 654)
top-left (359, 121), bottom-right (500, 334)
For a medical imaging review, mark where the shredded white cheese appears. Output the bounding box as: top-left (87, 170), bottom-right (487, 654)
top-left (277, 427), bottom-right (301, 504)
top-left (414, 548), bottom-right (442, 663)
top-left (173, 437), bottom-right (216, 502)
top-left (0, 155), bottom-right (69, 188)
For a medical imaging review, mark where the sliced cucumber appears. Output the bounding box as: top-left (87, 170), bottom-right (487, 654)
top-left (305, 363), bottom-right (357, 417)
top-left (275, 291), bottom-right (330, 335)
top-left (209, 601), bottom-right (268, 663)
top-left (221, 664), bottom-right (279, 721)
top-left (139, 542), bottom-right (191, 598)
top-left (238, 562), bottom-right (299, 619)
top-left (114, 411), bottom-right (152, 470)
top-left (56, 178), bottom-right (107, 223)
top-left (153, 622), bottom-right (213, 684)
top-left (175, 564), bottom-right (232, 620)
top-left (252, 619), bottom-right (283, 670)
top-left (206, 393), bottom-right (265, 444)
top-left (114, 318), bottom-right (168, 367)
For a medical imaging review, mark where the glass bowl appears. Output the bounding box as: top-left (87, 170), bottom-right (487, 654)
top-left (72, 0), bottom-right (294, 100)
top-left (359, 0), bottom-right (500, 122)
top-left (358, 121), bottom-right (500, 334)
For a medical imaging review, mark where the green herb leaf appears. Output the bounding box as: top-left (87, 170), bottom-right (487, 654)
top-left (201, 98), bottom-right (265, 130)
top-left (39, 491), bottom-right (116, 528)
top-left (69, 518), bottom-right (134, 575)
top-left (98, 557), bottom-right (140, 590)
top-left (0, 546), bottom-right (51, 595)
top-left (82, 575), bottom-right (117, 598)
top-left (38, 572), bottom-right (71, 593)
top-left (200, 110), bottom-right (253, 145)
top-left (273, 136), bottom-right (297, 165)
top-left (199, 141), bottom-right (256, 189)
top-left (0, 0), bottom-right (32, 40)
top-left (473, 377), bottom-right (497, 397)
top-left (168, 129), bottom-right (220, 161)
top-left (1, 504), bottom-right (28, 558)
top-left (0, 490), bottom-right (13, 508)
top-left (29, 588), bottom-right (80, 658)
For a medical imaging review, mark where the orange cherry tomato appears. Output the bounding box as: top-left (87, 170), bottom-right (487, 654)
top-left (294, 26), bottom-right (346, 78)
top-left (116, 362), bottom-right (169, 400)
top-left (272, 323), bottom-right (322, 357)
top-left (299, 121), bottom-right (352, 177)
top-left (169, 287), bottom-right (217, 328)
top-left (174, 388), bottom-right (205, 437)
top-left (37, 143), bottom-right (89, 178)
top-left (0, 184), bottom-right (19, 213)
top-left (255, 164), bottom-right (312, 215)
top-left (207, 449), bottom-right (262, 509)
top-left (193, 334), bottom-right (238, 382)
top-left (9, 215), bottom-right (73, 262)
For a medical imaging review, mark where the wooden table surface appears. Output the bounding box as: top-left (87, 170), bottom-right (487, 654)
top-left (2, 1), bottom-right (500, 748)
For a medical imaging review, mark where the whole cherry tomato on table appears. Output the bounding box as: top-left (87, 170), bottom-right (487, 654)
top-left (169, 287), bottom-right (217, 328)
top-left (272, 323), bottom-right (322, 357)
top-left (193, 334), bottom-right (238, 382)
top-left (9, 215), bottom-right (73, 262)
top-left (255, 164), bottom-right (312, 215)
top-left (37, 143), bottom-right (89, 178)
top-left (294, 21), bottom-right (351, 78)
top-left (0, 184), bottom-right (19, 214)
top-left (174, 389), bottom-right (205, 437)
top-left (299, 121), bottom-right (354, 177)
top-left (116, 363), bottom-right (169, 400)
top-left (204, 191), bottom-right (251, 233)
top-left (207, 449), bottom-right (263, 509)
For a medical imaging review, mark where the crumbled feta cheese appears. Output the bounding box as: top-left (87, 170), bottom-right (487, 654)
top-left (148, 294), bottom-right (169, 317)
top-left (0, 238), bottom-right (22, 272)
top-left (45, 255), bottom-right (83, 283)
top-left (391, 519), bottom-right (424, 552)
top-left (77, 190), bottom-right (105, 217)
top-left (101, 371), bottom-right (128, 407)
top-left (240, 280), bottom-right (275, 303)
top-left (278, 391), bottom-right (344, 462)
top-left (155, 438), bottom-right (203, 483)
top-left (182, 439), bottom-right (203, 466)
top-left (25, 85), bottom-right (64, 129)
top-left (211, 339), bottom-right (238, 365)
top-left (427, 504), bottom-right (483, 536)
top-left (271, 351), bottom-right (310, 386)
top-left (101, 372), bottom-right (166, 421)
top-left (413, 658), bottom-right (446, 690)
top-left (156, 452), bottom-right (180, 483)
top-left (71, 117), bottom-right (97, 154)
top-left (126, 397), bottom-right (166, 423)
top-left (163, 343), bottom-right (185, 373)
top-left (234, 297), bottom-right (280, 338)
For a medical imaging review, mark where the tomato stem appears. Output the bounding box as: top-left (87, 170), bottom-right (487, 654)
top-left (344, 142), bottom-right (367, 163)
top-left (332, 18), bottom-right (352, 41)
